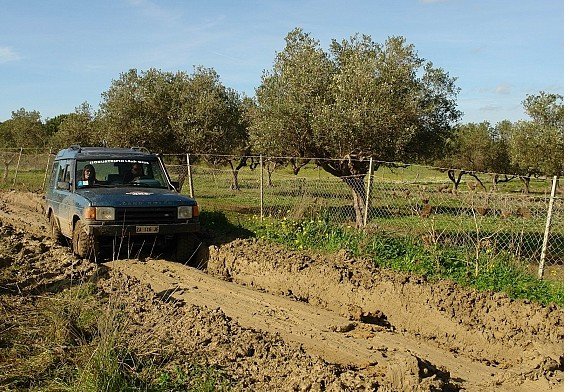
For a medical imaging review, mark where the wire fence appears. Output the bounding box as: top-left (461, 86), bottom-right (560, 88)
top-left (164, 154), bottom-right (564, 282)
top-left (2, 149), bottom-right (563, 282)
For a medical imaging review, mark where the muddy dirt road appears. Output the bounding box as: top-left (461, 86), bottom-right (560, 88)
top-left (0, 191), bottom-right (563, 391)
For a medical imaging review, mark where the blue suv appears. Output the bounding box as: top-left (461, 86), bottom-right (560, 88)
top-left (45, 146), bottom-right (200, 262)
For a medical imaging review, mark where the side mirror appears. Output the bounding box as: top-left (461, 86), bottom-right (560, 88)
top-left (170, 181), bottom-right (180, 192)
top-left (57, 181), bottom-right (70, 190)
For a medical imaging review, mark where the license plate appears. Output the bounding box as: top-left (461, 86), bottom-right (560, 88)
top-left (136, 225), bottom-right (159, 233)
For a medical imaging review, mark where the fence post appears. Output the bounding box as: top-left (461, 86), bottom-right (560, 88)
top-left (12, 148), bottom-right (23, 187)
top-left (538, 176), bottom-right (558, 279)
top-left (364, 157), bottom-right (373, 227)
top-left (260, 155), bottom-right (264, 221)
top-left (186, 153), bottom-right (195, 198)
top-left (41, 148), bottom-right (52, 190)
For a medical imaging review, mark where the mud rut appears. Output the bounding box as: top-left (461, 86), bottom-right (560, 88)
top-left (0, 191), bottom-right (563, 391)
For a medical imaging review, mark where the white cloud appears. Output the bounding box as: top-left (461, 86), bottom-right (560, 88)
top-left (494, 83), bottom-right (511, 95)
top-left (0, 47), bottom-right (21, 64)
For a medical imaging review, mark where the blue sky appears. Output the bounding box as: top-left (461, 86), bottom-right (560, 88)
top-left (0, 0), bottom-right (563, 124)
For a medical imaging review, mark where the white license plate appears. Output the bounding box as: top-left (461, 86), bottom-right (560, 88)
top-left (136, 225), bottom-right (159, 233)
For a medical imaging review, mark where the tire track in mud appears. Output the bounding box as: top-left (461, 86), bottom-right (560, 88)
top-left (107, 258), bottom-right (549, 391)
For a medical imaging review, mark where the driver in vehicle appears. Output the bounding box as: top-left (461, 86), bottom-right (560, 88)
top-left (81, 164), bottom-right (97, 185)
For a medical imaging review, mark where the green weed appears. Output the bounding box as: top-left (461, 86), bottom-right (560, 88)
top-left (245, 216), bottom-right (563, 306)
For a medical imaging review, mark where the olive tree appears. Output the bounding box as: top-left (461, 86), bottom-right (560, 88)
top-left (506, 92), bottom-right (563, 192)
top-left (0, 108), bottom-right (49, 148)
top-left (251, 29), bottom-right (461, 226)
top-left (99, 68), bottom-right (186, 152)
top-left (49, 102), bottom-right (100, 149)
top-left (251, 28), bottom-right (332, 174)
top-left (100, 67), bottom-right (248, 187)
top-left (0, 109), bottom-right (50, 181)
top-left (171, 67), bottom-right (249, 189)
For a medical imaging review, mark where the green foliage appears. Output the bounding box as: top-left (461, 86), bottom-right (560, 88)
top-left (505, 92), bottom-right (564, 177)
top-left (507, 121), bottom-right (563, 177)
top-left (251, 29), bottom-right (461, 168)
top-left (251, 29), bottom-right (461, 226)
top-left (44, 113), bottom-right (70, 138)
top-left (50, 102), bottom-right (101, 150)
top-left (247, 216), bottom-right (563, 306)
top-left (441, 122), bottom-right (509, 173)
top-left (99, 67), bottom-right (246, 156)
top-left (0, 108), bottom-right (49, 148)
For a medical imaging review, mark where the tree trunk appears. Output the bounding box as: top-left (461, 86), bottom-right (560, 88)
top-left (230, 169), bottom-right (240, 190)
top-left (342, 175), bottom-right (367, 227)
top-left (2, 162), bottom-right (8, 182)
top-left (520, 176), bottom-right (531, 193)
top-left (266, 163), bottom-right (274, 187)
top-left (227, 156), bottom-right (250, 190)
top-left (447, 169), bottom-right (464, 193)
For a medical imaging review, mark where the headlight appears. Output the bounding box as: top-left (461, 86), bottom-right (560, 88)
top-left (84, 207), bottom-right (115, 221)
top-left (178, 205), bottom-right (195, 219)
top-left (96, 207), bottom-right (115, 221)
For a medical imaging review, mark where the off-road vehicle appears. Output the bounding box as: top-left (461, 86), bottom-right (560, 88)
top-left (45, 146), bottom-right (200, 262)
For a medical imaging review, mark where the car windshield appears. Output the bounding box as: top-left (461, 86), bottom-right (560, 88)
top-left (75, 159), bottom-right (170, 189)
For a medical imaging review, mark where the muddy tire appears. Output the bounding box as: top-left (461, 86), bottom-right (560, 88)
top-left (49, 213), bottom-right (64, 244)
top-left (174, 233), bottom-right (199, 263)
top-left (72, 220), bottom-right (97, 261)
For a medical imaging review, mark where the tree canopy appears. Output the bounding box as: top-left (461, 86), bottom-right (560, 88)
top-left (99, 67), bottom-right (246, 156)
top-left (251, 29), bottom-right (461, 174)
top-left (505, 92), bottom-right (564, 179)
top-left (250, 29), bottom-right (462, 225)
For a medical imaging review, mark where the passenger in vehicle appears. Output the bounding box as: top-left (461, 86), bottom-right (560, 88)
top-left (131, 163), bottom-right (144, 180)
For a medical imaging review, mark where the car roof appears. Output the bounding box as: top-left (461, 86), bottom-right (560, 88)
top-left (55, 146), bottom-right (157, 160)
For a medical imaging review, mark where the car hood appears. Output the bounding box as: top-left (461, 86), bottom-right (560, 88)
top-left (76, 187), bottom-right (197, 207)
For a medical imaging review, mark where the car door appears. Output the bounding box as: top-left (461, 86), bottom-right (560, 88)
top-left (51, 159), bottom-right (74, 237)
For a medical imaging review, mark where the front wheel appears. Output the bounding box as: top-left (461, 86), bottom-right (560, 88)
top-left (72, 220), bottom-right (98, 261)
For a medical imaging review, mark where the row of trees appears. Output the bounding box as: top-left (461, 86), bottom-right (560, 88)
top-left (439, 91), bottom-right (563, 193)
top-left (0, 29), bottom-right (563, 225)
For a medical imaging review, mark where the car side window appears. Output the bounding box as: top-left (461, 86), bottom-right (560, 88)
top-left (56, 160), bottom-right (72, 190)
top-left (48, 162), bottom-right (58, 189)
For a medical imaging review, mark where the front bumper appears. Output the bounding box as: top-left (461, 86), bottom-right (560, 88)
top-left (86, 221), bottom-right (200, 237)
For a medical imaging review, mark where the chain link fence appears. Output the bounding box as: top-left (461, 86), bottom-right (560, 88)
top-left (164, 155), bottom-right (563, 282)
top-left (2, 149), bottom-right (563, 282)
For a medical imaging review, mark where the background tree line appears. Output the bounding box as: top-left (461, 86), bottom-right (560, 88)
top-left (0, 29), bottom-right (563, 222)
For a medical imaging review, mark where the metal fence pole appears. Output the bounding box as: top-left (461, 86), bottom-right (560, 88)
top-left (186, 153), bottom-right (195, 198)
top-left (538, 176), bottom-right (558, 279)
top-left (41, 148), bottom-right (52, 190)
top-left (260, 155), bottom-right (264, 221)
top-left (12, 148), bottom-right (23, 187)
top-left (364, 157), bottom-right (373, 227)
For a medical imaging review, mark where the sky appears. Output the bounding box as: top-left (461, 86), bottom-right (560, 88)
top-left (0, 0), bottom-right (564, 124)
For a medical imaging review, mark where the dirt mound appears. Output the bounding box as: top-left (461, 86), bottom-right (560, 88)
top-left (102, 270), bottom-right (418, 391)
top-left (0, 190), bottom-right (48, 236)
top-left (207, 239), bottom-right (563, 390)
top-left (0, 222), bottom-right (96, 295)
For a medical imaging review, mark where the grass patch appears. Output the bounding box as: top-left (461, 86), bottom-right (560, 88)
top-left (0, 281), bottom-right (232, 391)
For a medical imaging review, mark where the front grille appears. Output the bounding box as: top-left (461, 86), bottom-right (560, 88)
top-left (114, 207), bottom-right (178, 225)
